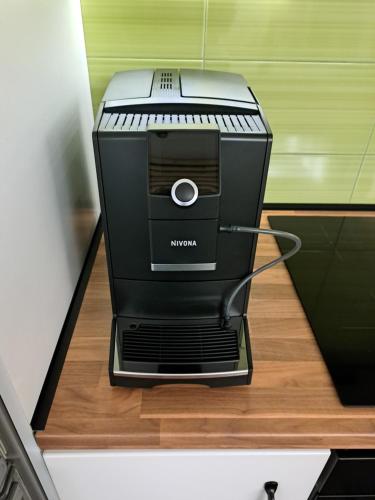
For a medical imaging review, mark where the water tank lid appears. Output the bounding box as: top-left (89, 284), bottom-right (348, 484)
top-left (180, 69), bottom-right (256, 103)
top-left (103, 69), bottom-right (154, 101)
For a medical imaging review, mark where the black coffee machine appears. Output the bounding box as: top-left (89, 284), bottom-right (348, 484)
top-left (93, 69), bottom-right (273, 387)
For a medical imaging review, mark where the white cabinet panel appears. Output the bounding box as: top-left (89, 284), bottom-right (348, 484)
top-left (0, 0), bottom-right (99, 420)
top-left (44, 449), bottom-right (329, 500)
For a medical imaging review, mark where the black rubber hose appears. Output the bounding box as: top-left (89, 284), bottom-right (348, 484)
top-left (219, 225), bottom-right (302, 327)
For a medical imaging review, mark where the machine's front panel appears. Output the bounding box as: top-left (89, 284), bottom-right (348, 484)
top-left (113, 278), bottom-right (247, 320)
top-left (99, 136), bottom-right (150, 279)
top-left (99, 134), bottom-right (268, 284)
top-left (215, 137), bottom-right (268, 277)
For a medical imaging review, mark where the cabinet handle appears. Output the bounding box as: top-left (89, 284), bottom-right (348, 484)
top-left (264, 481), bottom-right (278, 499)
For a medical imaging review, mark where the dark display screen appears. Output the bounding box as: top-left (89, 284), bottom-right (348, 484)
top-left (148, 130), bottom-right (219, 195)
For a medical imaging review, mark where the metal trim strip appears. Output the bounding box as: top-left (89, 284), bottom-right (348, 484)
top-left (113, 369), bottom-right (249, 379)
top-left (103, 96), bottom-right (259, 111)
top-left (151, 262), bottom-right (216, 272)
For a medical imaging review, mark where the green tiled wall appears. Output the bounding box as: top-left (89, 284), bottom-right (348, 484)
top-left (81, 0), bottom-right (375, 204)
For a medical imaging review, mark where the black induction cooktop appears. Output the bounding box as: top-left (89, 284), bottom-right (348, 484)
top-left (268, 215), bottom-right (375, 406)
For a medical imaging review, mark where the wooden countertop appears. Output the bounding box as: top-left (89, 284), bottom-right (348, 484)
top-left (36, 211), bottom-right (375, 450)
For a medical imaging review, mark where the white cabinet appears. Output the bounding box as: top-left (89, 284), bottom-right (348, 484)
top-left (0, 0), bottom-right (99, 421)
top-left (44, 449), bottom-right (329, 500)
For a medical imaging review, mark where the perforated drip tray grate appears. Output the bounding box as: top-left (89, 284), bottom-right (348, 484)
top-left (110, 316), bottom-right (252, 387)
top-left (121, 323), bottom-right (240, 365)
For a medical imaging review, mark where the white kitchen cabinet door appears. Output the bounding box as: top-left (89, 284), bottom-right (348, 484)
top-left (44, 449), bottom-right (329, 500)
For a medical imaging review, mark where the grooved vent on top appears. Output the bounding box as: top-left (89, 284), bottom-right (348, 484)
top-left (151, 69), bottom-right (179, 96)
top-left (99, 113), bottom-right (265, 134)
top-left (160, 72), bottom-right (173, 89)
top-left (121, 323), bottom-right (240, 364)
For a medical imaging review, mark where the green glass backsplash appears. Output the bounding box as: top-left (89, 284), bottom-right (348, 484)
top-left (81, 0), bottom-right (375, 204)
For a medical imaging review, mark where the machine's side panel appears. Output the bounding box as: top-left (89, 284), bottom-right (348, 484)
top-left (92, 129), bottom-right (117, 313)
top-left (242, 114), bottom-right (273, 314)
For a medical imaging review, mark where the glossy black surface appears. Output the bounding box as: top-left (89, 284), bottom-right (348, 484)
top-left (269, 216), bottom-right (375, 406)
top-left (175, 181), bottom-right (195, 202)
top-left (309, 450), bottom-right (375, 499)
top-left (148, 130), bottom-right (220, 195)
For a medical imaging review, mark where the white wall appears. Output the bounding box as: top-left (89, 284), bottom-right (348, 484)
top-left (0, 0), bottom-right (100, 420)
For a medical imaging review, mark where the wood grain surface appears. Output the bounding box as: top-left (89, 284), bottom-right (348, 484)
top-left (36, 211), bottom-right (375, 450)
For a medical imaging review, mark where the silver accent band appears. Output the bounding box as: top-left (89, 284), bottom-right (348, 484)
top-left (104, 96), bottom-right (258, 112)
top-left (113, 369), bottom-right (249, 380)
top-left (147, 123), bottom-right (219, 131)
top-left (151, 262), bottom-right (216, 271)
top-left (171, 178), bottom-right (198, 207)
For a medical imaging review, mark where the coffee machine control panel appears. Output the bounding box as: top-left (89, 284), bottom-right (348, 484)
top-left (147, 128), bottom-right (220, 271)
top-left (171, 179), bottom-right (198, 207)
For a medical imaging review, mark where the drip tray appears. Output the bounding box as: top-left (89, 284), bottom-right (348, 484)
top-left (110, 316), bottom-right (252, 388)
